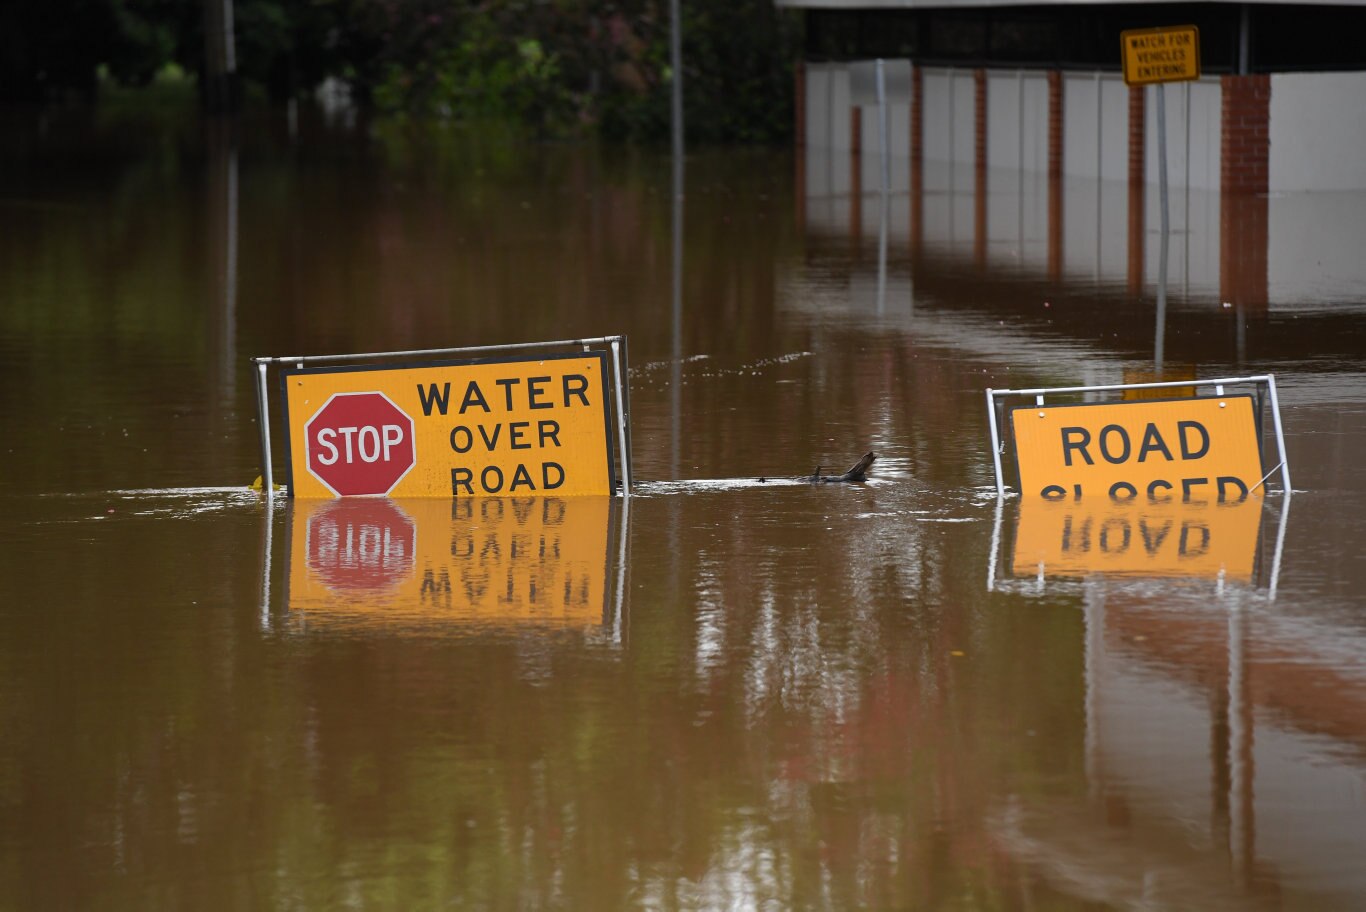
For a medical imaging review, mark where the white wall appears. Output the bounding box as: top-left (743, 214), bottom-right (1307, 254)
top-left (802, 64), bottom-right (852, 208)
top-left (859, 96), bottom-right (912, 194)
top-left (1142, 79), bottom-right (1221, 192)
top-left (1268, 191), bottom-right (1366, 307)
top-left (1060, 177), bottom-right (1133, 285)
top-left (986, 71), bottom-right (1049, 175)
top-left (1061, 73), bottom-right (1131, 182)
top-left (921, 68), bottom-right (977, 180)
top-left (1270, 72), bottom-right (1366, 192)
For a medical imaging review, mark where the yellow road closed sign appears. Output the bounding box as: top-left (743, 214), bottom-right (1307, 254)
top-left (282, 352), bottom-right (615, 498)
top-left (1011, 395), bottom-right (1263, 502)
top-left (1121, 25), bottom-right (1201, 86)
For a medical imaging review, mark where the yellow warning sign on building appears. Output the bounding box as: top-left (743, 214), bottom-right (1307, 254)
top-left (1121, 25), bottom-right (1201, 86)
top-left (286, 495), bottom-right (613, 628)
top-left (1011, 395), bottom-right (1263, 502)
top-left (281, 353), bottom-right (615, 498)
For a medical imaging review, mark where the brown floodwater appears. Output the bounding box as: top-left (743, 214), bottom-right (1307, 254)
top-left (2, 103), bottom-right (1366, 910)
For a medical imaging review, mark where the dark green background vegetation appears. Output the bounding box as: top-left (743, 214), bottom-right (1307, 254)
top-left (0, 0), bottom-right (801, 142)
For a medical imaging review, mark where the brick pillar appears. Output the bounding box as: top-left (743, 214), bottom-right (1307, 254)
top-left (850, 104), bottom-right (862, 249)
top-left (1221, 75), bottom-right (1270, 196)
top-left (1047, 71), bottom-right (1063, 281)
top-left (910, 65), bottom-right (924, 259)
top-left (1127, 85), bottom-right (1146, 294)
top-left (974, 69), bottom-right (988, 268)
top-left (1220, 75), bottom-right (1271, 311)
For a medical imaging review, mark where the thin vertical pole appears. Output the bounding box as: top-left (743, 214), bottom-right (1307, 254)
top-left (669, 0), bottom-right (683, 483)
top-left (876, 62), bottom-right (889, 313)
top-left (1238, 4), bottom-right (1251, 76)
top-left (1095, 72), bottom-right (1103, 284)
top-left (987, 389), bottom-right (1005, 497)
top-left (1265, 374), bottom-right (1292, 492)
top-left (669, 0), bottom-right (683, 166)
top-left (876, 59), bottom-right (890, 194)
top-left (1017, 70), bottom-right (1025, 267)
top-left (620, 334), bottom-right (635, 485)
top-left (254, 359), bottom-right (274, 496)
top-left (1184, 80), bottom-right (1192, 297)
top-left (611, 339), bottom-right (632, 495)
top-left (1155, 83), bottom-right (1170, 372)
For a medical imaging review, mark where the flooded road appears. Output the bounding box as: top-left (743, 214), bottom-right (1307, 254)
top-left (2, 105), bottom-right (1366, 909)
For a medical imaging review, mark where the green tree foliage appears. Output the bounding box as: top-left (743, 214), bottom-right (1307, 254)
top-left (596, 1), bottom-right (804, 144)
top-left (1, 0), bottom-right (802, 143)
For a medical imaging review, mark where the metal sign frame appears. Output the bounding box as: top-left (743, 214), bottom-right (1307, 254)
top-left (251, 336), bottom-right (634, 499)
top-left (985, 374), bottom-right (1291, 499)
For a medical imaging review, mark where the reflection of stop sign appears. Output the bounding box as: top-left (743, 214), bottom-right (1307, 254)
top-left (304, 392), bottom-right (416, 496)
top-left (306, 499), bottom-right (416, 591)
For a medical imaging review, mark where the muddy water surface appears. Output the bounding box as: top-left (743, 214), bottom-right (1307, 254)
top-left (2, 106), bottom-right (1365, 909)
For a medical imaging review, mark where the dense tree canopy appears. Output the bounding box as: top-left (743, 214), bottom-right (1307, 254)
top-left (0, 0), bottom-right (801, 143)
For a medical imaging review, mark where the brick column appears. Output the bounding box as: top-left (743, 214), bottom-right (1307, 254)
top-left (850, 104), bottom-right (862, 249)
top-left (1220, 75), bottom-right (1271, 311)
top-left (1047, 71), bottom-right (1063, 280)
top-left (1127, 85), bottom-right (1146, 294)
top-left (910, 65), bottom-right (924, 258)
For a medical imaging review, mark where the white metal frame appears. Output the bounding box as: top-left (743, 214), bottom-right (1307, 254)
top-left (251, 336), bottom-right (634, 499)
top-left (985, 374), bottom-right (1291, 499)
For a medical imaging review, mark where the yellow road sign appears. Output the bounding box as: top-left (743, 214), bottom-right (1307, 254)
top-left (1121, 25), bottom-right (1201, 86)
top-left (282, 353), bottom-right (615, 498)
top-left (1012, 497), bottom-right (1263, 581)
top-left (286, 496), bottom-right (613, 629)
top-left (1011, 395), bottom-right (1263, 502)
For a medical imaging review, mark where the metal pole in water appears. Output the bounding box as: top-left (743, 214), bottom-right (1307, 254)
top-left (669, 0), bottom-right (683, 482)
top-left (1265, 374), bottom-right (1292, 492)
top-left (876, 59), bottom-right (890, 194)
top-left (986, 389), bottom-right (1005, 498)
top-left (1155, 83), bottom-right (1170, 373)
top-left (253, 359), bottom-right (274, 497)
top-left (875, 61), bottom-right (889, 314)
top-left (611, 339), bottom-right (632, 495)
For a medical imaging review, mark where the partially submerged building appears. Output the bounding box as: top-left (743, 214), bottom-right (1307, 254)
top-left (783, 0), bottom-right (1366, 310)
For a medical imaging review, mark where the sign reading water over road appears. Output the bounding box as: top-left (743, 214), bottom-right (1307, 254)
top-left (1121, 25), bottom-right (1201, 86)
top-left (282, 352), bottom-right (615, 498)
top-left (1011, 395), bottom-right (1264, 502)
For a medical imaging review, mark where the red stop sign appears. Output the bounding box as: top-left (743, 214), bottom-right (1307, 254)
top-left (304, 392), bottom-right (416, 496)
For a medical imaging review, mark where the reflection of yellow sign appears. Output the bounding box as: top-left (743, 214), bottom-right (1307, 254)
top-left (1012, 396), bottom-right (1263, 502)
top-left (1121, 26), bottom-right (1201, 86)
top-left (1122, 368), bottom-right (1195, 400)
top-left (287, 496), bottom-right (612, 628)
top-left (282, 353), bottom-right (614, 498)
top-left (1012, 498), bottom-right (1263, 581)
